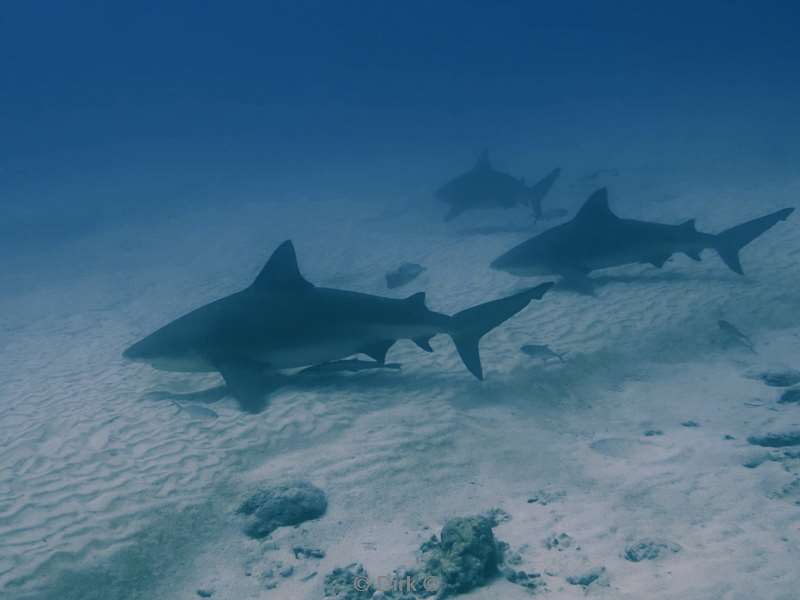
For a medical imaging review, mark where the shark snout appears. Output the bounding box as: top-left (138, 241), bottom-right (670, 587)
top-left (122, 342), bottom-right (145, 362)
top-left (490, 252), bottom-right (514, 273)
top-left (123, 336), bottom-right (159, 363)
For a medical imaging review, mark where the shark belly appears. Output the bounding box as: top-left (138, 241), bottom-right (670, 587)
top-left (248, 321), bottom-right (441, 370)
top-left (149, 354), bottom-right (216, 373)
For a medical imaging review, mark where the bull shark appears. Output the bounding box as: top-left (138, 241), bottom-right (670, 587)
top-left (491, 188), bottom-right (793, 292)
top-left (436, 150), bottom-right (560, 221)
top-left (124, 241), bottom-right (553, 412)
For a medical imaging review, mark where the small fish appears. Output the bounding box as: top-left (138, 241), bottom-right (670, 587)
top-left (172, 401), bottom-right (219, 419)
top-left (385, 263), bottom-right (426, 289)
top-left (520, 344), bottom-right (566, 362)
top-left (718, 320), bottom-right (756, 353)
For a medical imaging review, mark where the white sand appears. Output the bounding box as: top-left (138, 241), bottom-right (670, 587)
top-left (2, 172), bottom-right (800, 599)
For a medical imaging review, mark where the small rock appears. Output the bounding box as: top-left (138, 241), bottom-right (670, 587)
top-left (196, 590), bottom-right (214, 598)
top-left (418, 515), bottom-right (502, 597)
top-left (485, 508), bottom-right (511, 525)
top-left (778, 389), bottom-right (800, 404)
top-left (544, 533), bottom-right (573, 551)
top-left (623, 539), bottom-right (681, 562)
top-left (643, 429), bottom-right (663, 437)
top-left (501, 567), bottom-right (545, 592)
top-left (526, 489), bottom-right (565, 506)
top-left (742, 453), bottom-right (771, 469)
top-left (755, 370), bottom-right (800, 388)
top-left (238, 480), bottom-right (327, 539)
top-left (747, 432), bottom-right (800, 448)
top-left (724, 435), bottom-right (736, 440)
top-left (323, 563), bottom-right (373, 599)
top-left (520, 344), bottom-right (566, 362)
top-left (280, 565), bottom-right (294, 578)
top-left (681, 420), bottom-right (700, 428)
top-left (566, 567), bottom-right (608, 588)
top-left (386, 263), bottom-right (426, 289)
top-left (293, 546), bottom-right (326, 559)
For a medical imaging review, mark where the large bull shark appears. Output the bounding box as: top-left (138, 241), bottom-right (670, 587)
top-left (491, 188), bottom-right (793, 292)
top-left (436, 150), bottom-right (560, 221)
top-left (124, 241), bottom-right (553, 412)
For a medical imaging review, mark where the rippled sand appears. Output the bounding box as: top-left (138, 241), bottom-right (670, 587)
top-left (2, 176), bottom-right (800, 599)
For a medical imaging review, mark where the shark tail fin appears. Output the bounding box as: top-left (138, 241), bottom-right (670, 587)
top-left (450, 283), bottom-right (553, 380)
top-left (714, 208), bottom-right (794, 275)
top-left (526, 167), bottom-right (561, 221)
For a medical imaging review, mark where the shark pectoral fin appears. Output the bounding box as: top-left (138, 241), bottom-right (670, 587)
top-left (210, 357), bottom-right (283, 414)
top-left (413, 336), bottom-right (435, 352)
top-left (359, 340), bottom-right (395, 364)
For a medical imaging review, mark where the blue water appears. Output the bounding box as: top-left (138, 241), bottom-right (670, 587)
top-left (2, 2), bottom-right (800, 599)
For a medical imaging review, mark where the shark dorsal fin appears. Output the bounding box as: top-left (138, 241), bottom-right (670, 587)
top-left (405, 291), bottom-right (427, 307)
top-left (251, 240), bottom-right (313, 291)
top-left (680, 218), bottom-right (696, 231)
top-left (475, 149), bottom-right (491, 170)
top-left (575, 188), bottom-right (616, 223)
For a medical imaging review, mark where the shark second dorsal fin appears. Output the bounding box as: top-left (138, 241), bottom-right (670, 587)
top-left (251, 240), bottom-right (314, 291)
top-left (575, 188), bottom-right (616, 223)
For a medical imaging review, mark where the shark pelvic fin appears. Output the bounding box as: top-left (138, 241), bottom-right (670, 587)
top-left (575, 188), bottom-right (615, 223)
top-left (252, 240), bottom-right (314, 291)
top-left (359, 340), bottom-right (395, 364)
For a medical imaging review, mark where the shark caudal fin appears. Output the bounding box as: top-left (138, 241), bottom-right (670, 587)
top-left (527, 167), bottom-right (561, 220)
top-left (450, 283), bottom-right (553, 380)
top-left (714, 208), bottom-right (794, 275)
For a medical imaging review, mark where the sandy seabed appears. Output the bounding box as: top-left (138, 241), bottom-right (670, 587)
top-left (2, 171), bottom-right (800, 600)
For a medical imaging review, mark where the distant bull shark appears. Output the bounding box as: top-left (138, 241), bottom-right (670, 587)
top-left (491, 188), bottom-right (793, 292)
top-left (124, 241), bottom-right (553, 412)
top-left (436, 150), bottom-right (560, 221)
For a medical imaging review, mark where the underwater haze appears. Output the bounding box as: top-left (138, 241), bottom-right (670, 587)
top-left (3, 1), bottom-right (800, 599)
